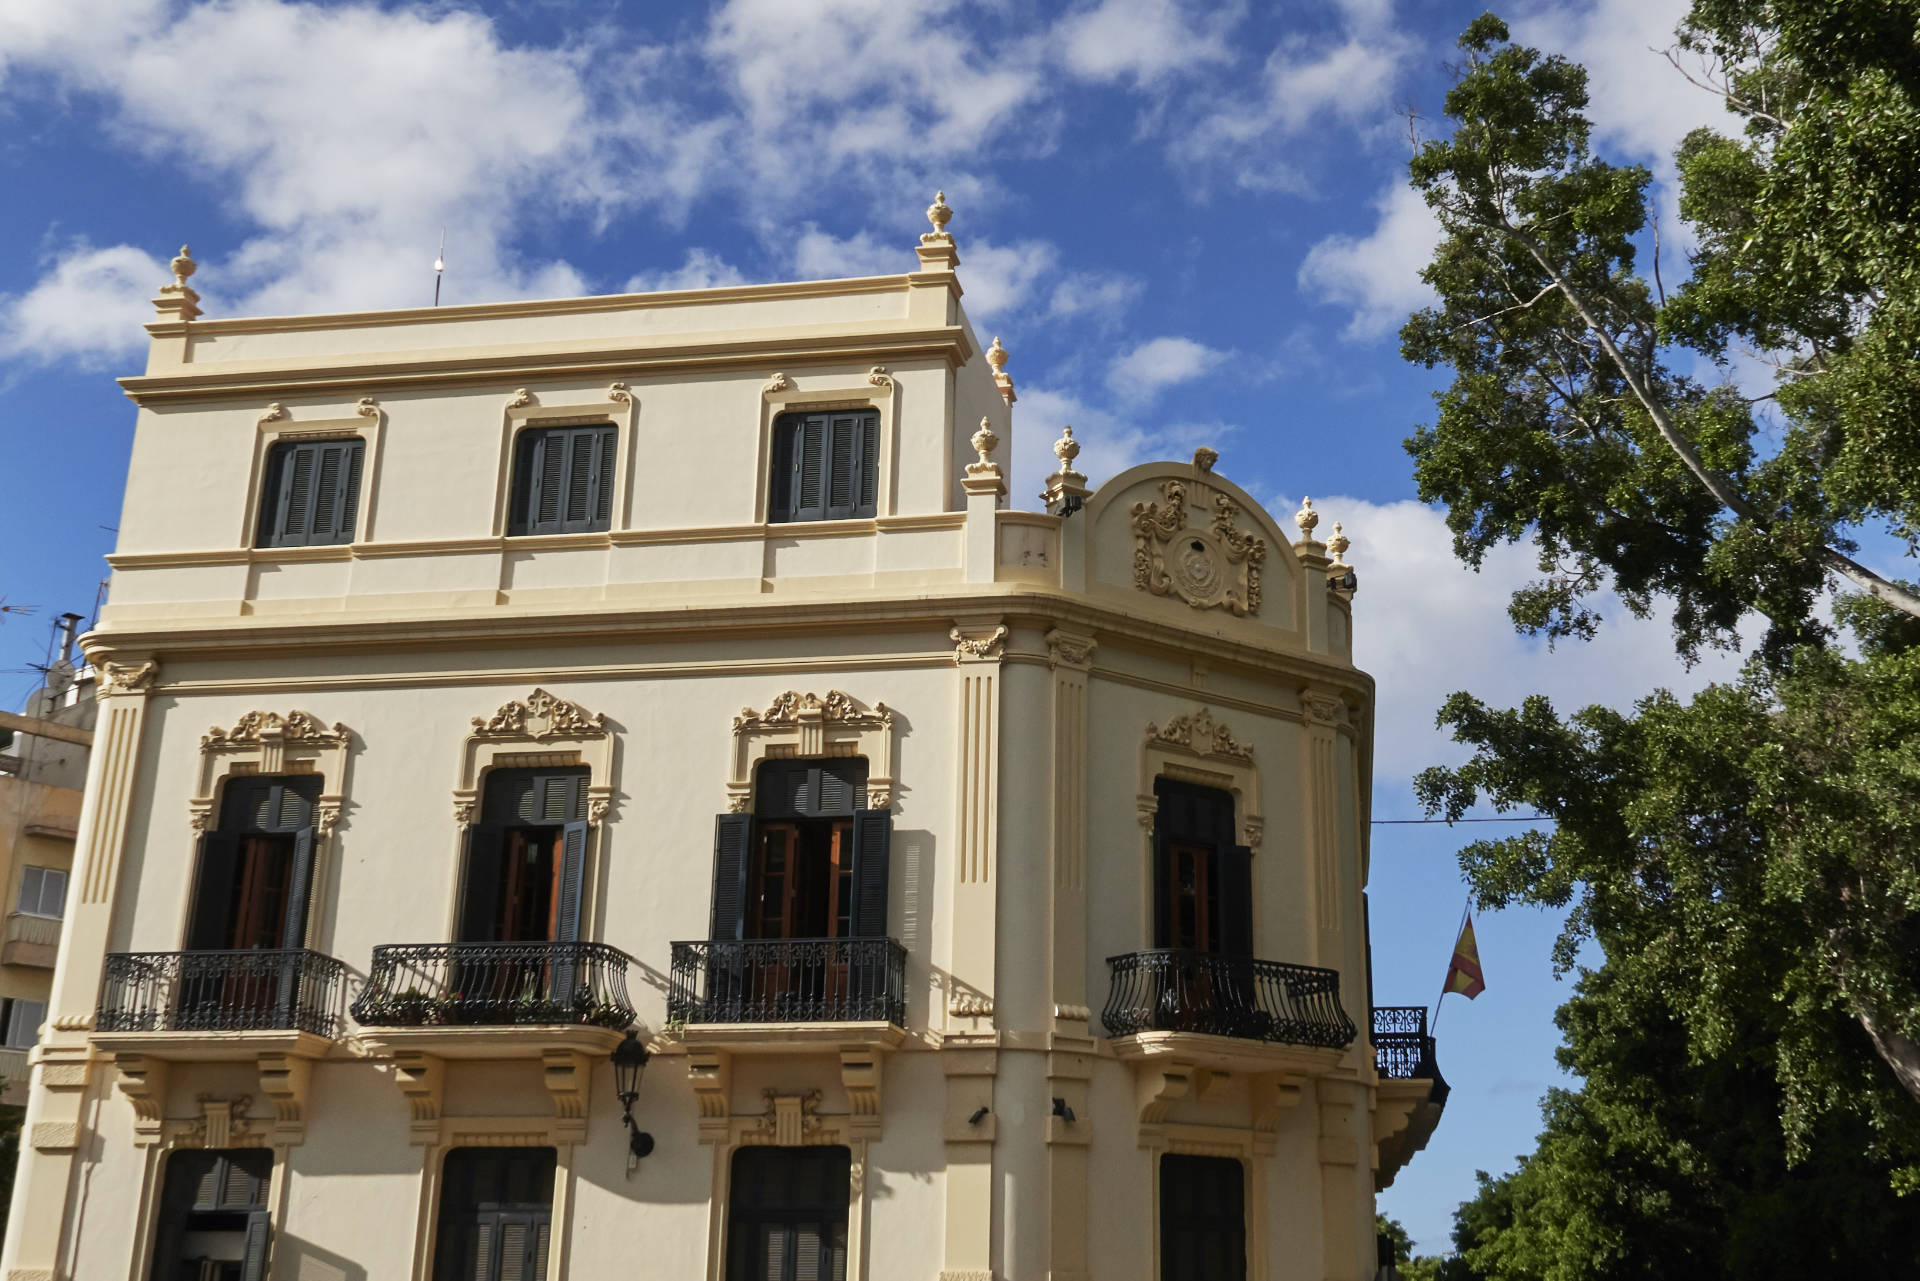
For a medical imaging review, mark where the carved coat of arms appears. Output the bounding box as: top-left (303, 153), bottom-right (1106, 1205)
top-left (1130, 480), bottom-right (1267, 616)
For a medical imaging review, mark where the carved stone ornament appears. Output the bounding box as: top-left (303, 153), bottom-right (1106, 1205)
top-left (733, 689), bottom-right (893, 731)
top-left (951, 624), bottom-right (1008, 663)
top-left (472, 688), bottom-right (608, 740)
top-left (1326, 521), bottom-right (1351, 565)
top-left (1294, 495), bottom-right (1320, 540)
top-left (966, 417), bottom-right (1001, 477)
top-left (356, 396), bottom-right (379, 418)
top-left (1046, 630), bottom-right (1096, 669)
top-left (258, 402), bottom-right (288, 425)
top-left (203, 710), bottom-right (349, 750)
top-left (606, 381), bottom-right (633, 403)
top-left (1131, 480), bottom-right (1267, 616)
top-left (1301, 692), bottom-right (1346, 727)
top-left (1193, 446), bottom-right (1218, 474)
top-left (922, 190), bottom-right (954, 244)
top-left (866, 365), bottom-right (893, 388)
top-left (182, 1095), bottom-right (253, 1150)
top-left (1146, 707), bottom-right (1253, 762)
top-left (949, 992), bottom-right (994, 1018)
top-left (96, 660), bottom-right (159, 699)
top-left (763, 371), bottom-right (792, 394)
top-left (507, 388), bottom-right (535, 410)
top-left (750, 1089), bottom-right (825, 1147)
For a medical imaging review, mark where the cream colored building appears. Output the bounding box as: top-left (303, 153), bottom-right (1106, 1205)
top-left (3, 198), bottom-right (1443, 1281)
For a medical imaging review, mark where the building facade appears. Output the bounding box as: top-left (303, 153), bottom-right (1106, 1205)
top-left (0, 622), bottom-right (95, 1104)
top-left (3, 199), bottom-right (1442, 1281)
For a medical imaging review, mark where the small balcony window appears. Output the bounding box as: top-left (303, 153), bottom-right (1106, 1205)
top-left (727, 1145), bottom-right (850, 1281)
top-left (770, 409), bottom-right (878, 523)
top-left (150, 1148), bottom-right (273, 1281)
top-left (508, 425), bottom-right (615, 536)
top-left (257, 437), bottom-right (363, 548)
top-left (1160, 1154), bottom-right (1246, 1281)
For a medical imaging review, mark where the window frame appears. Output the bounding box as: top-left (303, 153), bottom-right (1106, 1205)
top-left (755, 382), bottom-right (898, 524)
top-left (725, 1144), bottom-right (853, 1281)
top-left (1157, 1153), bottom-right (1248, 1281)
top-left (506, 423), bottom-right (618, 537)
top-left (16, 864), bottom-right (68, 918)
top-left (769, 408), bottom-right (881, 524)
top-left (240, 406), bottom-right (386, 551)
top-left (432, 1146), bottom-right (557, 1281)
top-left (254, 435), bottom-right (366, 548)
top-left (491, 391), bottom-right (635, 539)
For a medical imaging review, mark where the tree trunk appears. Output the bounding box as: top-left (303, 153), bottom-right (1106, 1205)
top-left (1855, 1003), bottom-right (1920, 1106)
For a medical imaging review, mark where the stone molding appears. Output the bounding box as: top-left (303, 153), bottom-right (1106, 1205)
top-left (727, 689), bottom-right (896, 813)
top-left (454, 689), bottom-right (615, 828)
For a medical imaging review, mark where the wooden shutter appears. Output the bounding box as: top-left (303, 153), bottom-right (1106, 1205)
top-left (281, 825), bottom-right (317, 949)
top-left (554, 821), bottom-right (588, 943)
top-left (849, 809), bottom-right (892, 938)
top-left (1217, 845), bottom-right (1253, 958)
top-left (795, 416), bottom-right (826, 522)
top-left (710, 813), bottom-right (754, 941)
top-left (858, 411), bottom-right (879, 513)
top-left (826, 415), bottom-right (857, 518)
top-left (513, 427), bottom-right (614, 535)
top-left (260, 438), bottom-right (362, 547)
top-left (188, 833), bottom-right (243, 950)
top-left (1151, 824), bottom-right (1172, 949)
top-left (459, 825), bottom-right (507, 942)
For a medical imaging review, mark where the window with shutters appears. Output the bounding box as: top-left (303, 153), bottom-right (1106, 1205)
top-left (727, 1145), bottom-right (851, 1281)
top-left (16, 864), bottom-right (68, 918)
top-left (1151, 779), bottom-right (1251, 956)
top-left (149, 1148), bottom-right (274, 1281)
top-left (433, 1148), bottom-right (555, 1281)
top-left (508, 424), bottom-right (616, 536)
top-left (256, 437), bottom-right (364, 548)
top-left (1159, 1154), bottom-right (1246, 1281)
top-left (188, 776), bottom-right (323, 953)
top-left (458, 768), bottom-right (590, 944)
top-left (769, 410), bottom-right (879, 523)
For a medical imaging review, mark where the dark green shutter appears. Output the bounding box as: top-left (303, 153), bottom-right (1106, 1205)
top-left (710, 814), bottom-right (754, 941)
top-left (512, 427), bottom-right (615, 536)
top-left (188, 833), bottom-right (243, 950)
top-left (555, 821), bottom-right (588, 944)
top-left (259, 438), bottom-right (362, 547)
top-left (281, 825), bottom-right (316, 949)
top-left (849, 809), bottom-right (892, 938)
top-left (459, 825), bottom-right (507, 942)
top-left (1218, 846), bottom-right (1253, 958)
top-left (796, 417), bottom-right (826, 521)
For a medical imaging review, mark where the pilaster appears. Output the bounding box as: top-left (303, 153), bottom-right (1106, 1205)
top-left (940, 1047), bottom-right (998, 1281)
top-left (1301, 690), bottom-right (1345, 968)
top-left (948, 619), bottom-right (1006, 1034)
top-left (1316, 1077), bottom-right (1366, 1281)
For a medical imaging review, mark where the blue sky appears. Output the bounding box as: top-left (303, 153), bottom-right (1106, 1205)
top-left (0, 0), bottom-right (1772, 1253)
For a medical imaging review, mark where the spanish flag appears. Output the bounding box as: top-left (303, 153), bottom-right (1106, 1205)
top-left (1443, 912), bottom-right (1486, 999)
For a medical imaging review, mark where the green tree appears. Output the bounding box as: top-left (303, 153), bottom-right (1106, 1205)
top-left (1401, 2), bottom-right (1920, 1170)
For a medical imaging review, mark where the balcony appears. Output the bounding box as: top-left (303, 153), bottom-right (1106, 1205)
top-left (1101, 949), bottom-right (1358, 1073)
top-left (1371, 1006), bottom-right (1449, 1190)
top-left (93, 949), bottom-right (348, 1060)
top-left (667, 938), bottom-right (907, 1049)
top-left (350, 941), bottom-right (637, 1033)
top-left (3, 911), bottom-right (62, 968)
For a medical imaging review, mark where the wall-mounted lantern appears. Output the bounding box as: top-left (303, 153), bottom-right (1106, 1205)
top-left (611, 1030), bottom-right (655, 1172)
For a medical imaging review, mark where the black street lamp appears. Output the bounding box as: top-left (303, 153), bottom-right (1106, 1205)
top-left (611, 1030), bottom-right (654, 1170)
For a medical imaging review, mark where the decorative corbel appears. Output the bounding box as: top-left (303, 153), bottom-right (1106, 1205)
top-left (392, 1051), bottom-right (445, 1146)
top-left (114, 1054), bottom-right (170, 1147)
top-left (1252, 1072), bottom-right (1306, 1157)
top-left (542, 1048), bottom-right (593, 1144)
top-left (688, 1049), bottom-right (732, 1145)
top-left (257, 1054), bottom-right (312, 1145)
top-left (1136, 1065), bottom-right (1193, 1150)
top-left (356, 396), bottom-right (379, 418)
top-left (840, 1048), bottom-right (883, 1142)
top-left (606, 381), bottom-right (633, 403)
top-left (950, 624), bottom-right (1008, 664)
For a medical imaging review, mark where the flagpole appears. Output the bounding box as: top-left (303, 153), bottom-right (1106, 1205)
top-left (1431, 896), bottom-right (1472, 1035)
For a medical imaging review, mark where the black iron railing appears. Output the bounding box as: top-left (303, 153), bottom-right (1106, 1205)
top-left (1102, 949), bottom-right (1358, 1048)
top-left (668, 938), bottom-right (907, 1027)
top-left (350, 941), bottom-right (636, 1029)
top-left (98, 949), bottom-right (349, 1038)
top-left (1372, 1005), bottom-right (1448, 1103)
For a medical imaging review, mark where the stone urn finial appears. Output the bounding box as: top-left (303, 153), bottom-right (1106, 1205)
top-left (1053, 424), bottom-right (1081, 470)
top-left (986, 336), bottom-right (1008, 373)
top-left (1295, 496), bottom-right (1320, 539)
top-left (968, 416), bottom-right (1000, 475)
top-left (170, 245), bottom-right (197, 288)
top-left (1326, 521), bottom-right (1350, 563)
top-left (926, 190), bottom-right (953, 239)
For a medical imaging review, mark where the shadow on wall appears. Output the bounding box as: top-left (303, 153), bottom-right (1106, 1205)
top-left (272, 1235), bottom-right (368, 1281)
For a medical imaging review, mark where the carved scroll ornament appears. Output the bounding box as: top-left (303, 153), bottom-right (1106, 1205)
top-left (471, 688), bottom-right (607, 740)
top-left (1131, 480), bottom-right (1267, 616)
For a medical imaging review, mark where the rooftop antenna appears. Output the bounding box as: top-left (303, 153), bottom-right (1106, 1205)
top-left (0, 598), bottom-right (36, 626)
top-left (433, 228), bottom-right (446, 306)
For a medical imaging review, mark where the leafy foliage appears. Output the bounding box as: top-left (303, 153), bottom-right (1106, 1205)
top-left (1399, 4), bottom-right (1920, 1269)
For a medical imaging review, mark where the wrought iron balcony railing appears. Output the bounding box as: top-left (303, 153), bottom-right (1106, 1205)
top-left (1372, 1005), bottom-right (1449, 1104)
top-left (98, 949), bottom-right (349, 1038)
top-left (349, 941), bottom-right (636, 1029)
top-left (1102, 949), bottom-right (1358, 1049)
top-left (668, 938), bottom-right (907, 1027)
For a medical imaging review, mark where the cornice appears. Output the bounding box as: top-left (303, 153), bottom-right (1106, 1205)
top-left (79, 587), bottom-right (1376, 708)
top-left (103, 512), bottom-right (970, 568)
top-left (141, 273), bottom-right (914, 338)
top-left (118, 324), bottom-right (973, 406)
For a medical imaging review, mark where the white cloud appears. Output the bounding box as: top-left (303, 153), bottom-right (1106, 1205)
top-left (1297, 182), bottom-right (1440, 340)
top-left (1046, 271), bottom-right (1145, 324)
top-left (1012, 386), bottom-right (1160, 503)
top-left (1055, 0), bottom-right (1236, 85)
top-left (789, 225), bottom-right (905, 281)
top-left (953, 238), bottom-right (1058, 323)
top-left (624, 249), bottom-right (748, 294)
top-left (1106, 335), bottom-right (1230, 400)
top-left (0, 241), bottom-right (167, 367)
top-left (1285, 494), bottom-right (1747, 786)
